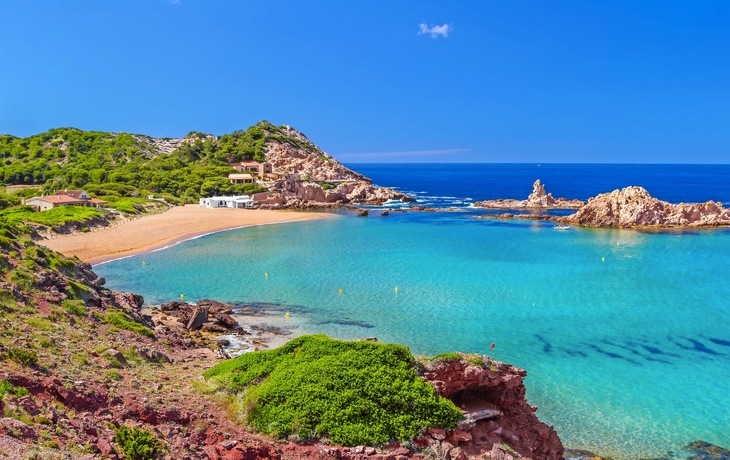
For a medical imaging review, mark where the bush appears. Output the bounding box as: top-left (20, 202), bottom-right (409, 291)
top-left (105, 369), bottom-right (122, 381)
top-left (5, 348), bottom-right (38, 366)
top-left (204, 335), bottom-right (462, 446)
top-left (432, 352), bottom-right (462, 362)
top-left (114, 425), bottom-right (164, 460)
top-left (102, 311), bottom-right (154, 338)
top-left (102, 351), bottom-right (124, 369)
top-left (62, 299), bottom-right (86, 317)
top-left (66, 279), bottom-right (90, 300)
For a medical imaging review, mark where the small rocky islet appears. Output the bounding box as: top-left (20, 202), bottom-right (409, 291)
top-left (474, 179), bottom-right (730, 228)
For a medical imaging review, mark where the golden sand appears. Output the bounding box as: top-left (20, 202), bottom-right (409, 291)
top-left (40, 205), bottom-right (335, 265)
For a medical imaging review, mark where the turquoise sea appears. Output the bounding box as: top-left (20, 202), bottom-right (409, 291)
top-left (95, 164), bottom-right (730, 459)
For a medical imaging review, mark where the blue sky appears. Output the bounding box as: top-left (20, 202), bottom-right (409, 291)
top-left (1, 1), bottom-right (728, 163)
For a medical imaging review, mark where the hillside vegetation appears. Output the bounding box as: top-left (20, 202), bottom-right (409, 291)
top-left (0, 121), bottom-right (313, 203)
top-left (203, 334), bottom-right (462, 446)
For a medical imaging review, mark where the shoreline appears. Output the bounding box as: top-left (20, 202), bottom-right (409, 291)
top-left (39, 205), bottom-right (337, 265)
top-left (88, 218), bottom-right (326, 266)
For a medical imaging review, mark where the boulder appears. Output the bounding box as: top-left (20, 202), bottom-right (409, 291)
top-left (198, 299), bottom-right (233, 315)
top-left (201, 323), bottom-right (229, 333)
top-left (18, 396), bottom-right (39, 415)
top-left (0, 417), bottom-right (38, 440)
top-left (186, 307), bottom-right (209, 330)
top-left (214, 312), bottom-right (238, 329)
top-left (105, 349), bottom-right (128, 366)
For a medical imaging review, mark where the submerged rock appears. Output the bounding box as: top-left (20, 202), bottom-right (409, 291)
top-left (685, 440), bottom-right (730, 460)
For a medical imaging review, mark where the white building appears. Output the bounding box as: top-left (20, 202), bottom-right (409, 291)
top-left (199, 195), bottom-right (256, 209)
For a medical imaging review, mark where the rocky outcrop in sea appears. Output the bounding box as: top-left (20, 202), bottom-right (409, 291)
top-left (561, 186), bottom-right (730, 228)
top-left (474, 180), bottom-right (584, 210)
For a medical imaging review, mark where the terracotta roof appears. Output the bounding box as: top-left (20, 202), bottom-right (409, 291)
top-left (56, 190), bottom-right (87, 199)
top-left (27, 195), bottom-right (106, 205)
top-left (28, 195), bottom-right (85, 204)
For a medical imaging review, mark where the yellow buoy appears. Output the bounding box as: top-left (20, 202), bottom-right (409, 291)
top-left (602, 257), bottom-right (605, 262)
top-left (395, 287), bottom-right (399, 293)
top-left (142, 261), bottom-right (146, 266)
top-left (180, 294), bottom-right (185, 299)
top-left (338, 289), bottom-right (343, 294)
top-left (285, 312), bottom-right (291, 317)
top-left (616, 242), bottom-right (620, 246)
top-left (265, 272), bottom-right (269, 278)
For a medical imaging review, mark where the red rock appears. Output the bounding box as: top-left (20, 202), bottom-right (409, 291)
top-left (187, 306), bottom-right (209, 330)
top-left (18, 396), bottom-right (39, 415)
top-left (564, 186), bottom-right (730, 228)
top-left (203, 445), bottom-right (221, 460)
top-left (449, 447), bottom-right (468, 460)
top-left (422, 356), bottom-right (564, 460)
top-left (429, 428), bottom-right (446, 440)
top-left (220, 446), bottom-right (247, 460)
top-left (97, 438), bottom-right (114, 456)
top-left (0, 417), bottom-right (38, 440)
top-left (447, 429), bottom-right (472, 444)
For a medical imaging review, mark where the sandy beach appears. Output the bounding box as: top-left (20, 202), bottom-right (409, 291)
top-left (40, 205), bottom-right (335, 265)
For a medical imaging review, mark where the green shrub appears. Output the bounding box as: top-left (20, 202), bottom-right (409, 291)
top-left (14, 386), bottom-right (29, 397)
top-left (62, 299), bottom-right (86, 317)
top-left (8, 268), bottom-right (34, 292)
top-left (66, 279), bottom-right (90, 300)
top-left (102, 311), bottom-right (154, 338)
top-left (5, 348), bottom-right (38, 366)
top-left (466, 355), bottom-right (485, 367)
top-left (105, 369), bottom-right (122, 381)
top-left (0, 380), bottom-right (13, 398)
top-left (27, 317), bottom-right (54, 330)
top-left (102, 351), bottom-right (124, 369)
top-left (204, 335), bottom-right (462, 446)
top-left (114, 425), bottom-right (164, 460)
top-left (432, 352), bottom-right (462, 362)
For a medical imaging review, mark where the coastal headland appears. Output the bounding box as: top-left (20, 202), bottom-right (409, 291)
top-left (39, 205), bottom-right (335, 265)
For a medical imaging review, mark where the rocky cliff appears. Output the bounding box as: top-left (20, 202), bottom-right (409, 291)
top-left (562, 186), bottom-right (730, 228)
top-left (420, 355), bottom-right (564, 460)
top-left (474, 180), bottom-right (584, 210)
top-left (256, 123), bottom-right (413, 207)
top-left (262, 124), bottom-right (368, 182)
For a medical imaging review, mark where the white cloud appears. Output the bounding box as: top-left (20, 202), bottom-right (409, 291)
top-left (418, 23), bottom-right (451, 38)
